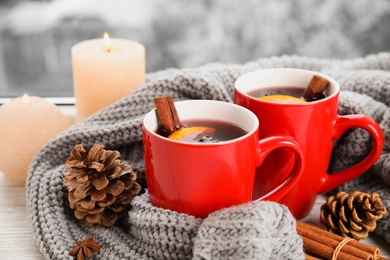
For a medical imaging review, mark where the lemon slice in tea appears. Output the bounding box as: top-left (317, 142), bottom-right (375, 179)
top-left (258, 95), bottom-right (306, 104)
top-left (168, 127), bottom-right (216, 142)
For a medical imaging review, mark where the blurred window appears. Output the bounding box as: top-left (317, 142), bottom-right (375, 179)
top-left (1, 0), bottom-right (389, 104)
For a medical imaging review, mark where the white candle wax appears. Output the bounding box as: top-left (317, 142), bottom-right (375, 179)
top-left (71, 34), bottom-right (145, 122)
top-left (0, 95), bottom-right (70, 182)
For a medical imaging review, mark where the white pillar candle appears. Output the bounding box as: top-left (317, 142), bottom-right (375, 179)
top-left (0, 94), bottom-right (70, 182)
top-left (71, 33), bottom-right (145, 122)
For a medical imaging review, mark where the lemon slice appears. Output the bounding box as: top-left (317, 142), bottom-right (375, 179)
top-left (168, 127), bottom-right (216, 141)
top-left (258, 95), bottom-right (306, 104)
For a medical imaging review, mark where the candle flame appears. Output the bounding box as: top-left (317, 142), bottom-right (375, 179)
top-left (103, 32), bottom-right (111, 52)
top-left (22, 93), bottom-right (30, 104)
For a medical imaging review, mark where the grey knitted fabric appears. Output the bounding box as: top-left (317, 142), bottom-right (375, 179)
top-left (26, 53), bottom-right (390, 259)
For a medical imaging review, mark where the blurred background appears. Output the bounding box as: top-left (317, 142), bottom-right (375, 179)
top-left (0, 0), bottom-right (389, 101)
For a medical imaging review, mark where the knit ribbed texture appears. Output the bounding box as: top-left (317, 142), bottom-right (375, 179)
top-left (26, 53), bottom-right (390, 259)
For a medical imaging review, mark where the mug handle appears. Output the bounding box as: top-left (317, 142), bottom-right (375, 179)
top-left (318, 115), bottom-right (384, 194)
top-left (255, 136), bottom-right (305, 202)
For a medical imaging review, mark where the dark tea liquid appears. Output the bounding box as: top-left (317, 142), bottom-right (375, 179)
top-left (157, 119), bottom-right (248, 143)
top-left (249, 86), bottom-right (327, 101)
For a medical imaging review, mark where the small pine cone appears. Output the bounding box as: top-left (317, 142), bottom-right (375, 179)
top-left (320, 191), bottom-right (387, 240)
top-left (64, 144), bottom-right (142, 227)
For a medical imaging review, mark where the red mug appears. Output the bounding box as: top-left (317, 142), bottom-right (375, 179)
top-left (234, 68), bottom-right (384, 219)
top-left (142, 100), bottom-right (305, 218)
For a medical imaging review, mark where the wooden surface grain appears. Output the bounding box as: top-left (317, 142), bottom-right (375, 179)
top-left (0, 172), bottom-right (389, 259)
top-left (0, 173), bottom-right (44, 259)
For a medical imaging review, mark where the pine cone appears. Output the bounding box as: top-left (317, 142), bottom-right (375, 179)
top-left (320, 191), bottom-right (387, 240)
top-left (64, 144), bottom-right (142, 227)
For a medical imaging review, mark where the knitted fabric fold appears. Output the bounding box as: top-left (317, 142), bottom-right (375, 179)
top-left (192, 200), bottom-right (302, 260)
top-left (26, 53), bottom-right (390, 259)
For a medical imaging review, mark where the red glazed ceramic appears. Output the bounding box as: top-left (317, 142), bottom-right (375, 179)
top-left (143, 100), bottom-right (304, 218)
top-left (234, 68), bottom-right (384, 219)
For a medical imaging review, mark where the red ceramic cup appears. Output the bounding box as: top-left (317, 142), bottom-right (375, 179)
top-left (234, 68), bottom-right (384, 219)
top-left (142, 100), bottom-right (304, 218)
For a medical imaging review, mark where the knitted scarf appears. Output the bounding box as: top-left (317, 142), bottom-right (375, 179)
top-left (26, 53), bottom-right (390, 259)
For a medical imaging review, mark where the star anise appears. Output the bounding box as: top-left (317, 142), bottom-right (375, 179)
top-left (69, 237), bottom-right (102, 260)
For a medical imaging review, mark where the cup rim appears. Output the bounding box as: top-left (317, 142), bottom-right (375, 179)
top-left (143, 99), bottom-right (259, 146)
top-left (234, 68), bottom-right (340, 106)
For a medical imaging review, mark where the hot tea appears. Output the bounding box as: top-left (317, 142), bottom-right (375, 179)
top-left (157, 119), bottom-right (247, 143)
top-left (249, 86), bottom-right (327, 102)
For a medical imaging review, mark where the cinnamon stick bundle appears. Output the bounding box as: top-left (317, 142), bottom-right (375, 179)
top-left (297, 222), bottom-right (382, 260)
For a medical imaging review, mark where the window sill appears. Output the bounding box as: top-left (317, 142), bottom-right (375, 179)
top-left (58, 104), bottom-right (76, 125)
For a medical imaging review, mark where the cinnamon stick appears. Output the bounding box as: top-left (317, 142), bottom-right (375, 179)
top-left (154, 96), bottom-right (182, 136)
top-left (305, 253), bottom-right (325, 260)
top-left (303, 75), bottom-right (329, 101)
top-left (297, 222), bottom-right (374, 260)
top-left (305, 252), bottom-right (326, 260)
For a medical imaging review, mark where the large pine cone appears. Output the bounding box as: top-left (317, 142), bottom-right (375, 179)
top-left (64, 144), bottom-right (142, 227)
top-left (320, 191), bottom-right (387, 240)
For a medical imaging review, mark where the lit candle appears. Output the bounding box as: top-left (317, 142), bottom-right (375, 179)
top-left (71, 32), bottom-right (145, 121)
top-left (0, 94), bottom-right (70, 182)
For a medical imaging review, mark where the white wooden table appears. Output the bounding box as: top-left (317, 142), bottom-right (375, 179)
top-left (1, 171), bottom-right (389, 259)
